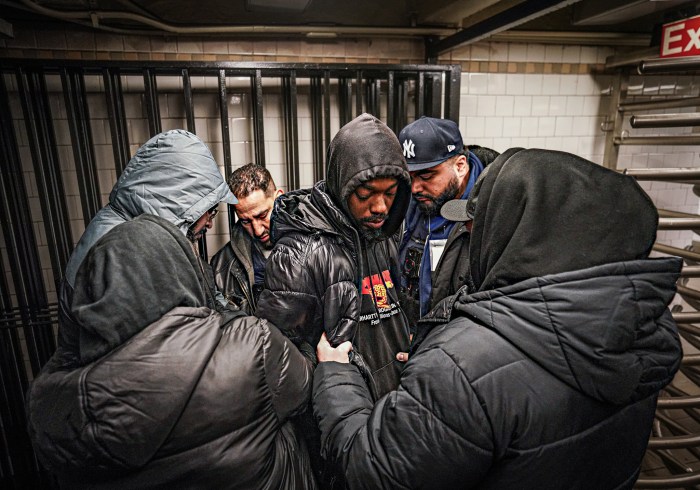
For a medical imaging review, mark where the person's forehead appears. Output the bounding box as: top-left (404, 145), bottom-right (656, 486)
top-left (234, 189), bottom-right (274, 217)
top-left (359, 176), bottom-right (398, 189)
top-left (409, 159), bottom-right (451, 177)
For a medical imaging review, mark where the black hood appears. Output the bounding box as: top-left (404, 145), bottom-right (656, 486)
top-left (468, 148), bottom-right (659, 291)
top-left (71, 214), bottom-right (207, 364)
top-left (325, 113), bottom-right (411, 239)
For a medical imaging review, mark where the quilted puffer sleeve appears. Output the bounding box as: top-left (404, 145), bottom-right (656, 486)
top-left (312, 345), bottom-right (495, 489)
top-left (262, 318), bottom-right (314, 419)
top-left (258, 233), bottom-right (358, 349)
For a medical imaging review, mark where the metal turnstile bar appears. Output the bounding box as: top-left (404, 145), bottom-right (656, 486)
top-left (620, 96), bottom-right (700, 113)
top-left (630, 113), bottom-right (700, 128)
top-left (615, 135), bottom-right (700, 146)
top-left (639, 56), bottom-right (700, 74)
top-left (623, 168), bottom-right (700, 181)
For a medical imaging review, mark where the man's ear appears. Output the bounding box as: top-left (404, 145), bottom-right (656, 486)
top-left (454, 154), bottom-right (469, 180)
top-left (275, 188), bottom-right (284, 197)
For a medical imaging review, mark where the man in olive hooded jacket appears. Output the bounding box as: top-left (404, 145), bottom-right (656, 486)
top-left (313, 148), bottom-right (683, 490)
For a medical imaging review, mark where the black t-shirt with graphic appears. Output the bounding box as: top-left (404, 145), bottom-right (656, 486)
top-left (354, 242), bottom-right (410, 401)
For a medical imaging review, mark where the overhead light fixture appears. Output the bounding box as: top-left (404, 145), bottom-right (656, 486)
top-left (245, 0), bottom-right (312, 12)
top-left (306, 32), bottom-right (338, 39)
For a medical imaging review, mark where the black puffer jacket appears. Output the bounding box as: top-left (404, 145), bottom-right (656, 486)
top-left (313, 148), bottom-right (683, 490)
top-left (27, 215), bottom-right (316, 489)
top-left (211, 221), bottom-right (258, 314)
top-left (257, 113), bottom-right (411, 350)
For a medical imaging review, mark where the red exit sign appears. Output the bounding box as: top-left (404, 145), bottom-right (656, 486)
top-left (661, 15), bottom-right (700, 57)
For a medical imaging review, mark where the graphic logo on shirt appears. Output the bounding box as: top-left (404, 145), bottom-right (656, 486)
top-left (361, 270), bottom-right (394, 309)
top-left (402, 139), bottom-right (415, 159)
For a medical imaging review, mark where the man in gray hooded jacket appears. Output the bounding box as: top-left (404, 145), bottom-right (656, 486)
top-left (55, 129), bottom-right (238, 368)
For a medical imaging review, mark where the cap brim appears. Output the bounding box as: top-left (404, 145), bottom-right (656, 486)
top-left (406, 150), bottom-right (460, 172)
top-left (440, 199), bottom-right (470, 222)
top-left (407, 159), bottom-right (447, 171)
top-left (222, 189), bottom-right (238, 205)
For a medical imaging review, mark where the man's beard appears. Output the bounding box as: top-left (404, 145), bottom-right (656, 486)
top-left (187, 227), bottom-right (205, 243)
top-left (358, 213), bottom-right (388, 241)
top-left (257, 235), bottom-right (274, 250)
top-left (415, 177), bottom-right (460, 217)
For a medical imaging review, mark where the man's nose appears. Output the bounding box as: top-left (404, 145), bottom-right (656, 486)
top-left (370, 197), bottom-right (389, 215)
top-left (253, 221), bottom-right (265, 237)
top-left (411, 179), bottom-right (422, 195)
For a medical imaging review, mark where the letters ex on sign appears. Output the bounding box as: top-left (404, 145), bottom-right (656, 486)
top-left (661, 14), bottom-right (700, 57)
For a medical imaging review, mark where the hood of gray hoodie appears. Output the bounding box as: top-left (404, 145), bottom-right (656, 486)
top-left (64, 129), bottom-right (236, 287)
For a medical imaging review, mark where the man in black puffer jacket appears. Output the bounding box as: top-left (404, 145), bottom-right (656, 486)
top-left (257, 112), bottom-right (412, 401)
top-left (313, 148), bottom-right (683, 489)
top-left (26, 214), bottom-right (316, 489)
top-left (257, 113), bottom-right (412, 488)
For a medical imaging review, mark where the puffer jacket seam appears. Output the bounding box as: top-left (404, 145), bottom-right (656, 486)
top-left (260, 320), bottom-right (288, 426)
top-left (79, 364), bottom-right (124, 466)
top-left (417, 345), bottom-right (495, 452)
top-left (80, 309), bottom-right (225, 468)
top-left (622, 262), bottom-right (642, 341)
top-left (536, 276), bottom-right (585, 394)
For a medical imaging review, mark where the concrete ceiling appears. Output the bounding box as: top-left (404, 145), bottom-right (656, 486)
top-left (2, 0), bottom-right (700, 57)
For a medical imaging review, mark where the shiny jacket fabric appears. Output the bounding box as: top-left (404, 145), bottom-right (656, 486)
top-left (27, 215), bottom-right (315, 489)
top-left (257, 113), bottom-right (411, 349)
top-left (57, 130), bottom-right (236, 367)
top-left (314, 258), bottom-right (682, 489)
top-left (312, 149), bottom-right (683, 489)
top-left (211, 221), bottom-right (258, 314)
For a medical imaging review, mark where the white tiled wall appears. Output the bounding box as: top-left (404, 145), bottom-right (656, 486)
top-left (459, 72), bottom-right (611, 163)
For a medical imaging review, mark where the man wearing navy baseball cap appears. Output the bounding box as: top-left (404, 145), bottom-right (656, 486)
top-left (398, 116), bottom-right (491, 331)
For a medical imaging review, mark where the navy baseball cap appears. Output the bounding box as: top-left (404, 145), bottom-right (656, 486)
top-left (398, 116), bottom-right (464, 171)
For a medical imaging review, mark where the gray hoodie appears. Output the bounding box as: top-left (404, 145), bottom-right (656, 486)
top-left (64, 129), bottom-right (236, 288)
top-left (56, 129), bottom-right (236, 368)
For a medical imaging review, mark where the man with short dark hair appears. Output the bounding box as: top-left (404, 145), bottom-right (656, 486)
top-left (398, 117), bottom-right (488, 327)
top-left (211, 163), bottom-right (283, 313)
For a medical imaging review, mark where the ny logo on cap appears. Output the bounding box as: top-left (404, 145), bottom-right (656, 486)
top-left (447, 145), bottom-right (456, 152)
top-left (403, 139), bottom-right (415, 158)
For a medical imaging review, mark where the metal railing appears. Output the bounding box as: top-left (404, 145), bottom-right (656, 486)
top-left (0, 57), bottom-right (462, 488)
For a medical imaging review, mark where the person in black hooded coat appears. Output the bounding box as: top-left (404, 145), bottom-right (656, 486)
top-left (26, 214), bottom-right (316, 489)
top-left (313, 148), bottom-right (683, 490)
